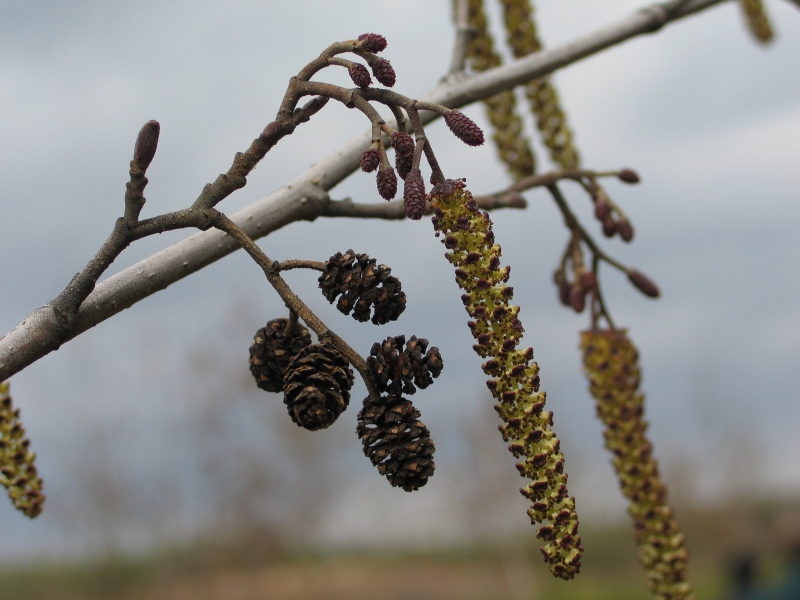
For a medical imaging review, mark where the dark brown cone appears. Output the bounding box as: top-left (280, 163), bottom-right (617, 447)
top-left (390, 131), bottom-right (415, 155)
top-left (249, 318), bottom-right (313, 393)
top-left (627, 270), bottom-right (660, 298)
top-left (360, 147), bottom-right (380, 173)
top-left (444, 110), bottom-right (485, 146)
top-left (358, 33), bottom-right (387, 53)
top-left (367, 335), bottom-right (443, 396)
top-left (395, 151), bottom-right (413, 180)
top-left (403, 169), bottom-right (427, 220)
top-left (356, 394), bottom-right (435, 491)
top-left (371, 58), bottom-right (396, 87)
top-left (376, 167), bottom-right (397, 200)
top-left (283, 343), bottom-right (354, 431)
top-left (617, 218), bottom-right (634, 242)
top-left (617, 169), bottom-right (640, 184)
top-left (318, 250), bottom-right (406, 324)
top-left (133, 120), bottom-right (160, 170)
top-left (348, 63), bottom-right (372, 88)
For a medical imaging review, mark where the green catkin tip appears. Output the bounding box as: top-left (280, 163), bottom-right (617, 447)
top-left (581, 329), bottom-right (694, 600)
top-left (739, 0), bottom-right (774, 44)
top-left (0, 382), bottom-right (45, 518)
top-left (431, 180), bottom-right (582, 579)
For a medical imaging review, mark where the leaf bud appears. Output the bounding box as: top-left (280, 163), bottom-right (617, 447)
top-left (627, 269), bottom-right (660, 298)
top-left (617, 168), bottom-right (640, 184)
top-left (617, 218), bottom-right (634, 242)
top-left (133, 120), bottom-right (160, 170)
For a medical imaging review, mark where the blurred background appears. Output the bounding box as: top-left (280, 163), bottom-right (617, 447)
top-left (1, 1), bottom-right (799, 598)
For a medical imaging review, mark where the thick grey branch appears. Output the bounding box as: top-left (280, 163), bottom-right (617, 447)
top-left (0, 0), bottom-right (730, 382)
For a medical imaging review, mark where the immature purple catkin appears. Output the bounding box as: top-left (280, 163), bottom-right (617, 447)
top-left (348, 63), bottom-right (372, 88)
top-left (431, 180), bottom-right (582, 580)
top-left (376, 167), bottom-right (398, 200)
top-left (444, 110), bottom-right (485, 147)
top-left (371, 58), bottom-right (396, 87)
top-left (627, 270), bottom-right (660, 298)
top-left (360, 147), bottom-right (380, 173)
top-left (390, 131), bottom-right (415, 155)
top-left (357, 33), bottom-right (388, 53)
top-left (581, 330), bottom-right (694, 600)
top-left (403, 169), bottom-right (427, 220)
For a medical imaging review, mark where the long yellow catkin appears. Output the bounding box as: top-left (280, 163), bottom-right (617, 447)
top-left (432, 181), bottom-right (582, 579)
top-left (465, 0), bottom-right (537, 180)
top-left (499, 0), bottom-right (579, 170)
top-left (739, 0), bottom-right (774, 44)
top-left (0, 382), bottom-right (45, 518)
top-left (581, 329), bottom-right (693, 600)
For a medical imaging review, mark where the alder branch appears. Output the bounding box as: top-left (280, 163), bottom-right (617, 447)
top-left (0, 0), bottom-right (730, 382)
top-left (449, 0), bottom-right (474, 74)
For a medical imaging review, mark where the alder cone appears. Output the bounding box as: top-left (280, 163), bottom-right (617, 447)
top-left (403, 168), bottom-right (427, 220)
top-left (376, 167), bottom-right (397, 200)
top-left (360, 147), bottom-right (380, 173)
top-left (395, 151), bottom-right (413, 180)
top-left (318, 250), bottom-right (406, 324)
top-left (249, 318), bottom-right (313, 393)
top-left (357, 394), bottom-right (435, 492)
top-left (367, 335), bottom-right (443, 396)
top-left (444, 110), bottom-right (485, 146)
top-left (283, 343), bottom-right (354, 431)
top-left (371, 58), bottom-right (396, 87)
top-left (358, 33), bottom-right (387, 53)
top-left (348, 63), bottom-right (372, 88)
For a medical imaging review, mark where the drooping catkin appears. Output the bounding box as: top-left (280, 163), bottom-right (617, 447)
top-left (464, 0), bottom-right (536, 180)
top-left (581, 329), bottom-right (694, 600)
top-left (499, 0), bottom-right (579, 170)
top-left (0, 382), bottom-right (45, 518)
top-left (739, 0), bottom-right (774, 44)
top-left (431, 180), bottom-right (582, 579)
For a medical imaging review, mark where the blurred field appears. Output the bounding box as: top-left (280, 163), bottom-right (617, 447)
top-left (1, 499), bottom-right (797, 600)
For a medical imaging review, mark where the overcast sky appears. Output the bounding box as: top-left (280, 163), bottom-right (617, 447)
top-left (1, 1), bottom-right (799, 561)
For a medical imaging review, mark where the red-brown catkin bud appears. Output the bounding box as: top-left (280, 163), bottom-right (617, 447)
top-left (602, 217), bottom-right (616, 238)
top-left (569, 285), bottom-right (586, 313)
top-left (360, 147), bottom-right (380, 173)
top-left (390, 131), bottom-right (415, 155)
top-left (358, 33), bottom-right (387, 53)
top-left (376, 167), bottom-right (398, 200)
top-left (594, 198), bottom-right (611, 221)
top-left (348, 63), bottom-right (372, 88)
top-left (618, 168), bottom-right (640, 184)
top-left (627, 269), bottom-right (660, 298)
top-left (403, 169), bottom-right (427, 220)
top-left (395, 151), bottom-right (413, 180)
top-left (617, 218), bottom-right (634, 242)
top-left (371, 58), bottom-right (396, 87)
top-left (133, 120), bottom-right (160, 170)
top-left (444, 110), bottom-right (485, 146)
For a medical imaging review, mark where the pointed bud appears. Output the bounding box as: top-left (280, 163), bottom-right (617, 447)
top-left (627, 269), bottom-right (660, 298)
top-left (376, 167), bottom-right (397, 200)
top-left (403, 169), bottom-right (426, 220)
top-left (371, 58), bottom-right (396, 87)
top-left (133, 120), bottom-right (160, 170)
top-left (617, 169), bottom-right (640, 184)
top-left (358, 33), bottom-right (387, 53)
top-left (348, 63), bottom-right (372, 88)
top-left (444, 110), bottom-right (484, 146)
top-left (617, 218), bottom-right (634, 242)
top-left (360, 147), bottom-right (380, 173)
